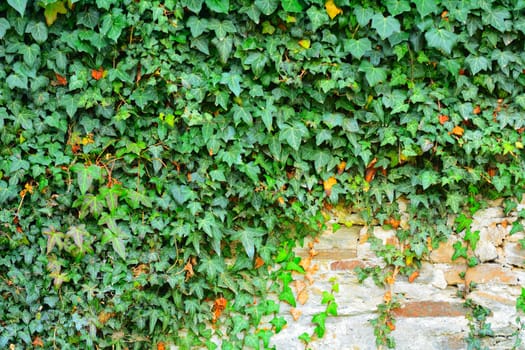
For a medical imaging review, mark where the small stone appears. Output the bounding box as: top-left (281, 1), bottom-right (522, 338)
top-left (504, 242), bottom-right (525, 267)
top-left (431, 269), bottom-right (448, 289)
top-left (474, 240), bottom-right (498, 262)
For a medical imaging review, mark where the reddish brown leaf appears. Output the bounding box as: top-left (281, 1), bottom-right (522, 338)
top-left (254, 256), bottom-right (265, 269)
top-left (438, 114), bottom-right (449, 125)
top-left (212, 297), bottom-right (228, 322)
top-left (54, 72), bottom-right (67, 86)
top-left (365, 167), bottom-right (377, 183)
top-left (91, 67), bottom-right (104, 80)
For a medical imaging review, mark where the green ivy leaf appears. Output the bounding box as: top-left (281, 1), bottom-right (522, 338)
top-left (205, 0), bottom-right (229, 13)
top-left (255, 0), bottom-right (279, 15)
top-left (212, 36), bottom-right (233, 64)
top-left (306, 6), bottom-right (329, 31)
top-left (411, 0), bottom-right (438, 17)
top-left (344, 38), bottom-right (371, 59)
top-left (26, 21), bottom-right (48, 43)
top-left (7, 73), bottom-right (28, 90)
top-left (71, 164), bottom-right (103, 195)
top-left (279, 122), bottom-right (309, 151)
top-left (371, 14), bottom-right (400, 40)
top-left (465, 55), bottom-right (490, 75)
top-left (385, 0), bottom-right (411, 16)
top-left (353, 6), bottom-right (374, 26)
top-left (187, 16), bottom-right (208, 38)
top-left (510, 221), bottom-right (524, 235)
top-left (220, 72), bottom-right (242, 96)
top-left (20, 44), bottom-right (40, 67)
top-left (0, 18), bottom-right (11, 39)
top-left (359, 61), bottom-right (387, 87)
top-left (270, 316), bottom-right (287, 333)
top-left (420, 170), bottom-right (439, 190)
top-left (312, 312), bottom-right (327, 337)
top-left (7, 0), bottom-right (28, 17)
top-left (482, 7), bottom-right (511, 32)
top-left (281, 0), bottom-right (303, 12)
top-left (231, 226), bottom-right (265, 259)
top-left (424, 28), bottom-right (458, 54)
top-left (182, 0), bottom-right (204, 13)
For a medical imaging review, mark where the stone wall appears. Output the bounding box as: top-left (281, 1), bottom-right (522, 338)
top-left (270, 200), bottom-right (525, 350)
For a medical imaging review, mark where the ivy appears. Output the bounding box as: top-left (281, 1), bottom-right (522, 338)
top-left (1, 0), bottom-right (525, 349)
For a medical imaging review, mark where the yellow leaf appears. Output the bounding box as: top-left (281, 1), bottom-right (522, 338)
top-left (45, 1), bottom-right (68, 26)
top-left (298, 39), bottom-right (310, 49)
top-left (450, 125), bottom-right (464, 136)
top-left (516, 141), bottom-right (523, 149)
top-left (323, 176), bottom-right (337, 195)
top-left (325, 0), bottom-right (343, 20)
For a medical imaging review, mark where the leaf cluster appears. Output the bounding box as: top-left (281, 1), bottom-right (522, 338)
top-left (2, 0), bottom-right (525, 348)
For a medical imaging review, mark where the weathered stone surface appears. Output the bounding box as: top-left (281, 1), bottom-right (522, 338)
top-left (392, 301), bottom-right (466, 317)
top-left (429, 237), bottom-right (466, 264)
top-left (475, 239), bottom-right (499, 262)
top-left (504, 242), bottom-right (525, 267)
top-left (269, 204), bottom-right (525, 350)
top-left (330, 259), bottom-right (367, 271)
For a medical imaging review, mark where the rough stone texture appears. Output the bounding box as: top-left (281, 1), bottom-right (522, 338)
top-left (270, 204), bottom-right (525, 350)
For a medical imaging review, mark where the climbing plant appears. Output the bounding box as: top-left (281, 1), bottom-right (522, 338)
top-left (1, 0), bottom-right (525, 348)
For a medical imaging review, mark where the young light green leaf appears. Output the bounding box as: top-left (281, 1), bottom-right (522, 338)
top-left (281, 0), bottom-right (303, 12)
top-left (8, 0), bottom-right (27, 17)
top-left (205, 0), bottom-right (229, 13)
top-left (371, 14), bottom-right (400, 40)
top-left (424, 27), bottom-right (458, 54)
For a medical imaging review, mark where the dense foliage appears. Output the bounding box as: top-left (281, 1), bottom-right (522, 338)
top-left (1, 0), bottom-right (525, 348)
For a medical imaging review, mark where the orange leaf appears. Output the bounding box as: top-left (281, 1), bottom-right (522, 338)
top-left (501, 219), bottom-right (508, 228)
top-left (408, 270), bottom-right (419, 283)
top-left (254, 256), bottom-right (265, 269)
top-left (325, 0), bottom-right (343, 19)
top-left (297, 288), bottom-right (309, 305)
top-left (91, 67), bottom-right (105, 80)
top-left (32, 336), bottom-right (44, 347)
top-left (337, 161), bottom-right (346, 175)
top-left (277, 196), bottom-right (285, 205)
top-left (487, 167), bottom-right (497, 177)
top-left (212, 297), bottom-right (228, 322)
top-left (54, 72), bottom-right (67, 86)
top-left (385, 275), bottom-right (395, 285)
top-left (438, 114), bottom-right (449, 125)
top-left (290, 308), bottom-right (302, 321)
top-left (473, 105), bottom-right (481, 114)
top-left (386, 320), bottom-right (396, 331)
top-left (384, 290), bottom-right (392, 303)
top-left (450, 125), bottom-right (464, 136)
top-left (323, 176), bottom-right (337, 195)
top-left (365, 167), bottom-right (377, 183)
top-left (157, 342), bottom-right (166, 350)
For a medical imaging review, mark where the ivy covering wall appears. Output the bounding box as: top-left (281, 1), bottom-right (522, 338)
top-left (1, 0), bottom-right (525, 348)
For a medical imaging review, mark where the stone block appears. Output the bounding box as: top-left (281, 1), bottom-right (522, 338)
top-left (475, 239), bottom-right (498, 263)
top-left (392, 301), bottom-right (466, 318)
top-left (429, 237), bottom-right (466, 264)
top-left (330, 259), bottom-right (367, 271)
top-left (443, 264), bottom-right (519, 286)
top-left (504, 242), bottom-right (525, 267)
